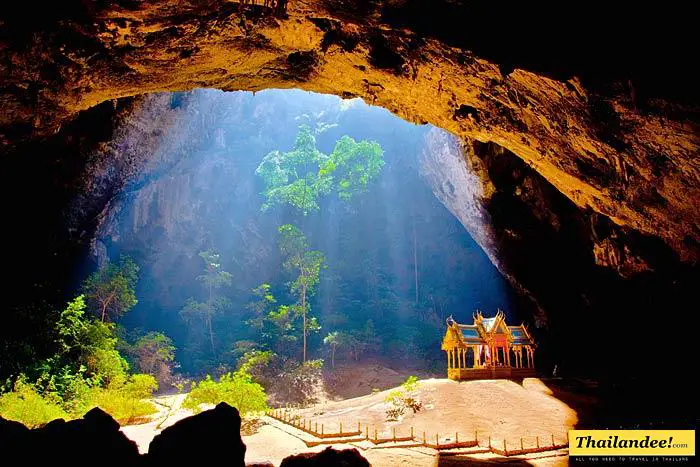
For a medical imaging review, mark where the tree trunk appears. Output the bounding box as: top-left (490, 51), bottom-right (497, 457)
top-left (412, 214), bottom-right (419, 306)
top-left (207, 315), bottom-right (215, 355)
top-left (331, 346), bottom-right (335, 368)
top-left (207, 281), bottom-right (215, 354)
top-left (101, 290), bottom-right (117, 322)
top-left (302, 285), bottom-right (307, 362)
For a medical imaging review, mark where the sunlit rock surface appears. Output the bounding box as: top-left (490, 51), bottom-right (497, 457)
top-left (1, 1), bottom-right (697, 264)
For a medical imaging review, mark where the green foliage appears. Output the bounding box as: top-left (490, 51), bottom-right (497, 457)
top-left (181, 249), bottom-right (232, 358)
top-left (38, 295), bottom-right (128, 392)
top-left (384, 375), bottom-right (422, 421)
top-left (131, 332), bottom-right (176, 388)
top-left (246, 284), bottom-right (276, 332)
top-left (182, 370), bottom-right (267, 416)
top-left (402, 375), bottom-right (419, 392)
top-left (273, 359), bottom-right (324, 406)
top-left (256, 125), bottom-right (330, 214)
top-left (71, 374), bottom-right (158, 424)
top-left (323, 331), bottom-right (340, 367)
top-left (256, 125), bottom-right (384, 214)
top-left (197, 250), bottom-right (233, 289)
top-left (82, 256), bottom-right (139, 322)
top-left (0, 377), bottom-right (68, 428)
top-left (323, 135), bottom-right (384, 201)
top-left (0, 292), bottom-right (161, 428)
top-left (278, 225), bottom-right (325, 361)
top-left (0, 373), bottom-right (157, 427)
top-left (237, 350), bottom-right (273, 375)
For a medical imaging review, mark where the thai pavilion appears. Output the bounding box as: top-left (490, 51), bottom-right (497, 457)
top-left (441, 310), bottom-right (536, 380)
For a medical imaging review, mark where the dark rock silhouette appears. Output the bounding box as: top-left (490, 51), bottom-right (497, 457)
top-left (0, 416), bottom-right (31, 457)
top-left (280, 447), bottom-right (371, 467)
top-left (148, 402), bottom-right (246, 466)
top-left (33, 408), bottom-right (140, 464)
top-left (0, 408), bottom-right (140, 465)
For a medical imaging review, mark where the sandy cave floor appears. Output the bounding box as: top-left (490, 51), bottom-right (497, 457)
top-left (121, 378), bottom-right (574, 466)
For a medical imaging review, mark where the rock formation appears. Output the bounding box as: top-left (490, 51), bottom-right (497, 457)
top-left (148, 402), bottom-right (246, 466)
top-left (280, 446), bottom-right (371, 467)
top-left (0, 408), bottom-right (140, 465)
top-left (0, 1), bottom-right (697, 381)
top-left (0, 404), bottom-right (371, 466)
top-left (1, 1), bottom-right (698, 262)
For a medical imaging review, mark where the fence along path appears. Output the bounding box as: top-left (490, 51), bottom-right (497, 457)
top-left (265, 408), bottom-right (569, 456)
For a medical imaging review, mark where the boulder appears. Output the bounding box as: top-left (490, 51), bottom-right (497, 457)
top-left (148, 402), bottom-right (246, 466)
top-left (280, 447), bottom-right (370, 467)
top-left (31, 408), bottom-right (140, 465)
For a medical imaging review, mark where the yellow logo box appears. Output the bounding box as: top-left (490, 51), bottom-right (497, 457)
top-left (569, 430), bottom-right (695, 456)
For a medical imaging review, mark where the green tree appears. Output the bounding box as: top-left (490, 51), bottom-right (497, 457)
top-left (256, 125), bottom-right (385, 214)
top-left (180, 250), bottom-right (232, 355)
top-left (278, 224), bottom-right (325, 362)
top-left (182, 369), bottom-right (267, 416)
top-left (245, 283), bottom-right (276, 333)
top-left (132, 332), bottom-right (176, 388)
top-left (320, 135), bottom-right (385, 201)
top-left (82, 256), bottom-right (139, 322)
top-left (256, 125), bottom-right (331, 214)
top-left (39, 295), bottom-right (128, 390)
top-left (323, 331), bottom-right (340, 368)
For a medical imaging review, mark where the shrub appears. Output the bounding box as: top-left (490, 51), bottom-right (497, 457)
top-left (61, 373), bottom-right (158, 424)
top-left (402, 375), bottom-right (419, 392)
top-left (272, 359), bottom-right (323, 406)
top-left (182, 369), bottom-right (267, 416)
top-left (79, 373), bottom-right (158, 424)
top-left (0, 378), bottom-right (68, 428)
top-left (384, 376), bottom-right (422, 422)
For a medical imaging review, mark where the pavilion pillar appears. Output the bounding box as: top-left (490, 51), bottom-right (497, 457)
top-left (506, 346), bottom-right (511, 367)
top-left (530, 348), bottom-right (535, 368)
top-left (457, 348), bottom-right (462, 368)
top-left (448, 349), bottom-right (452, 368)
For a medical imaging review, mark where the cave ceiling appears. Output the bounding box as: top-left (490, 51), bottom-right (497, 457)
top-left (0, 0), bottom-right (698, 266)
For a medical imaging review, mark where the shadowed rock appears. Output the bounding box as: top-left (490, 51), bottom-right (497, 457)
top-left (148, 402), bottom-right (246, 466)
top-left (19, 408), bottom-right (140, 465)
top-left (0, 416), bottom-right (31, 458)
top-left (280, 447), bottom-right (370, 467)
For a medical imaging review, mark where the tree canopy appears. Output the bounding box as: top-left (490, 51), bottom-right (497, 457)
top-left (82, 256), bottom-right (139, 322)
top-left (256, 125), bottom-right (384, 214)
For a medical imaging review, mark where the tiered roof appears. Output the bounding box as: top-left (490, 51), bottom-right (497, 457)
top-left (442, 310), bottom-right (535, 348)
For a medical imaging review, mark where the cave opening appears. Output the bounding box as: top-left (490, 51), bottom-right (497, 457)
top-left (1, 1), bottom-right (698, 463)
top-left (92, 87), bottom-right (524, 378)
top-left (2, 81), bottom-right (696, 438)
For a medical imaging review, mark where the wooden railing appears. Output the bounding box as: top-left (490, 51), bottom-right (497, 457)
top-left (265, 408), bottom-right (568, 456)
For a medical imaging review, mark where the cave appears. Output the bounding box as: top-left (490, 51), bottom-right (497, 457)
top-left (0, 1), bottom-right (697, 465)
